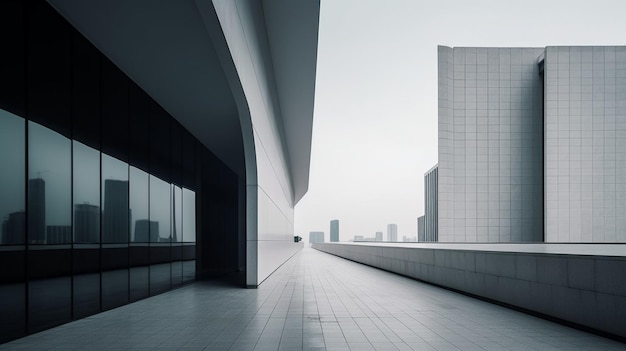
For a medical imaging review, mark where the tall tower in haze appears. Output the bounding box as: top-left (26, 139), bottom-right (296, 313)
top-left (309, 231), bottom-right (324, 244)
top-left (102, 179), bottom-right (129, 243)
top-left (134, 220), bottom-right (159, 242)
top-left (387, 224), bottom-right (397, 242)
top-left (2, 211), bottom-right (25, 245)
top-left (375, 231), bottom-right (383, 241)
top-left (330, 219), bottom-right (339, 242)
top-left (75, 203), bottom-right (100, 243)
top-left (27, 178), bottom-right (45, 244)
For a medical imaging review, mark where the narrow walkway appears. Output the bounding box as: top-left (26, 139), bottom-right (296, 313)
top-left (2, 248), bottom-right (624, 350)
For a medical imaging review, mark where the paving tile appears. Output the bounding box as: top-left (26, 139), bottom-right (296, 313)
top-left (1, 249), bottom-right (624, 350)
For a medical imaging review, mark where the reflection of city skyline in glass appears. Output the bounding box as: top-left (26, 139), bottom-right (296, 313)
top-left (102, 179), bottom-right (129, 243)
top-left (2, 211), bottom-right (25, 245)
top-left (47, 225), bottom-right (71, 244)
top-left (172, 191), bottom-right (177, 243)
top-left (134, 219), bottom-right (159, 242)
top-left (28, 178), bottom-right (46, 244)
top-left (74, 203), bottom-right (99, 243)
top-left (6, 176), bottom-right (196, 245)
top-left (2, 119), bottom-right (196, 245)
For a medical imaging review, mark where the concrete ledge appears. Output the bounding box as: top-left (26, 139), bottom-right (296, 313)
top-left (312, 242), bottom-right (626, 341)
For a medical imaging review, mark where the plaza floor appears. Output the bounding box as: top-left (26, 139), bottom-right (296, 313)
top-left (2, 248), bottom-right (624, 350)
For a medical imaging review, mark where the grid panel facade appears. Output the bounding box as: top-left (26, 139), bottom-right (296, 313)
top-left (424, 165), bottom-right (438, 242)
top-left (438, 46), bottom-right (454, 241)
top-left (438, 47), bottom-right (544, 242)
top-left (417, 215), bottom-right (425, 242)
top-left (544, 46), bottom-right (626, 242)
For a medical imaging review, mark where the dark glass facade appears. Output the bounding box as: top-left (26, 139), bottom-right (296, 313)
top-left (0, 0), bottom-right (243, 343)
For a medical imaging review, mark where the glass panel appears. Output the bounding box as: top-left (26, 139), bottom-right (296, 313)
top-left (0, 108), bottom-right (26, 340)
top-left (28, 121), bottom-right (71, 245)
top-left (72, 141), bottom-right (100, 318)
top-left (172, 185), bottom-right (182, 243)
top-left (28, 276), bottom-right (71, 332)
top-left (0, 282), bottom-right (25, 343)
top-left (129, 166), bottom-right (149, 301)
top-left (27, 121), bottom-right (71, 332)
top-left (182, 258), bottom-right (195, 283)
top-left (182, 188), bottom-right (196, 243)
top-left (149, 175), bottom-right (170, 243)
top-left (72, 272), bottom-right (99, 318)
top-left (0, 110), bottom-right (25, 245)
top-left (171, 185), bottom-right (182, 286)
top-left (101, 154), bottom-right (128, 309)
top-left (101, 154), bottom-right (128, 243)
top-left (73, 141), bottom-right (100, 244)
top-left (182, 188), bottom-right (196, 283)
top-left (149, 175), bottom-right (170, 294)
top-left (130, 167), bottom-right (149, 243)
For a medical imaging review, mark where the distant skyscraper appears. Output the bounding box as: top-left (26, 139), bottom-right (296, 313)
top-left (375, 231), bottom-right (383, 242)
top-left (424, 165), bottom-right (438, 242)
top-left (134, 220), bottom-right (159, 242)
top-left (330, 219), bottom-right (339, 242)
top-left (354, 235), bottom-right (364, 242)
top-left (47, 225), bottom-right (71, 244)
top-left (2, 211), bottom-right (25, 245)
top-left (417, 215), bottom-right (425, 242)
top-left (387, 224), bottom-right (397, 242)
top-left (27, 178), bottom-right (45, 244)
top-left (102, 179), bottom-right (129, 243)
top-left (74, 204), bottom-right (100, 243)
top-left (309, 231), bottom-right (324, 244)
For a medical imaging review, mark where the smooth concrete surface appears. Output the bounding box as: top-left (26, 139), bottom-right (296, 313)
top-left (212, 0), bottom-right (312, 286)
top-left (438, 46), bottom-right (545, 243)
top-left (313, 242), bottom-right (626, 340)
top-left (543, 46), bottom-right (626, 243)
top-left (333, 242), bottom-right (626, 256)
top-left (3, 248), bottom-right (624, 350)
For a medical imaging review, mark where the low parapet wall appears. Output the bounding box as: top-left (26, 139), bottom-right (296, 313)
top-left (312, 242), bottom-right (626, 340)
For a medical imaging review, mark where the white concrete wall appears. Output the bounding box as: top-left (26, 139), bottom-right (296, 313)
top-left (438, 47), bottom-right (544, 242)
top-left (544, 46), bottom-right (626, 242)
top-left (211, 0), bottom-right (303, 286)
top-left (313, 243), bottom-right (626, 340)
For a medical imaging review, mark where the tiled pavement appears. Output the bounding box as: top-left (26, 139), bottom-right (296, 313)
top-left (2, 248), bottom-right (624, 350)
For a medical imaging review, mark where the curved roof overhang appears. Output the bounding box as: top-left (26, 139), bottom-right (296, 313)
top-left (48, 0), bottom-right (319, 203)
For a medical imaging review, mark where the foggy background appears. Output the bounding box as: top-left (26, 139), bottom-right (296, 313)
top-left (294, 0), bottom-right (626, 243)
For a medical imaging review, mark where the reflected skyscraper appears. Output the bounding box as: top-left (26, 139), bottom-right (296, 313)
top-left (134, 220), bottom-right (159, 242)
top-left (47, 225), bottom-right (71, 244)
top-left (74, 204), bottom-right (99, 243)
top-left (2, 211), bottom-right (25, 245)
top-left (0, 0), bottom-right (317, 343)
top-left (27, 178), bottom-right (45, 244)
top-left (102, 179), bottom-right (129, 243)
top-left (171, 187), bottom-right (178, 243)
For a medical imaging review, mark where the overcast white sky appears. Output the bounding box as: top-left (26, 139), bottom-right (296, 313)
top-left (294, 0), bottom-right (626, 243)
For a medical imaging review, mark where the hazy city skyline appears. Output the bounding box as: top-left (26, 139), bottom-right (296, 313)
top-left (294, 0), bottom-right (626, 242)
